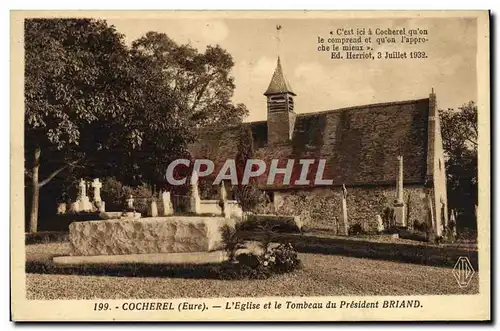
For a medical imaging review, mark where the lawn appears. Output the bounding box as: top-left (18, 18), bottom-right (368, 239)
top-left (25, 243), bottom-right (479, 299)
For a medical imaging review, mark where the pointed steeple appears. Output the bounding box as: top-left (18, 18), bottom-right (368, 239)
top-left (264, 57), bottom-right (296, 96)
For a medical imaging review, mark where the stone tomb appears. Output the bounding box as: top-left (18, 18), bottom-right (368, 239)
top-left (53, 216), bottom-right (234, 265)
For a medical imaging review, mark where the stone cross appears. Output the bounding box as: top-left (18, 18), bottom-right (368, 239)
top-left (79, 179), bottom-right (87, 199)
top-left (77, 179), bottom-right (93, 211)
top-left (339, 184), bottom-right (349, 236)
top-left (92, 178), bottom-right (102, 202)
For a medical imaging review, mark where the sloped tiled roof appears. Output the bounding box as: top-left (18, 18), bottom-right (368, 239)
top-left (189, 98), bottom-right (430, 189)
top-left (264, 57), bottom-right (296, 96)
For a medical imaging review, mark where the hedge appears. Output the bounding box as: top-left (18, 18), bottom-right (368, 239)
top-left (239, 214), bottom-right (302, 233)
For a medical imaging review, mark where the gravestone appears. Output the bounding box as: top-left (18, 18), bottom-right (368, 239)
top-left (393, 156), bottom-right (406, 227)
top-left (449, 209), bottom-right (457, 237)
top-left (376, 214), bottom-right (384, 233)
top-left (96, 201), bottom-right (106, 213)
top-left (122, 195), bottom-right (141, 219)
top-left (91, 178), bottom-right (105, 212)
top-left (57, 203), bottom-right (67, 215)
top-left (427, 193), bottom-right (437, 237)
top-left (189, 170), bottom-right (201, 214)
top-left (339, 184), bottom-right (349, 236)
top-left (162, 191), bottom-right (173, 216)
top-left (69, 202), bottom-right (79, 213)
top-left (219, 181), bottom-right (229, 218)
top-left (148, 199), bottom-right (158, 217)
top-left (77, 179), bottom-right (93, 212)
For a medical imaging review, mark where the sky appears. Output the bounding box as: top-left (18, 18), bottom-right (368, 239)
top-left (107, 17), bottom-right (477, 123)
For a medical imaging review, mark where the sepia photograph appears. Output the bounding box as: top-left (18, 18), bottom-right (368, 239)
top-left (10, 10), bottom-right (490, 321)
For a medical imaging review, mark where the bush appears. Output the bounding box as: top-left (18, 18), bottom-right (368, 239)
top-left (382, 206), bottom-right (395, 229)
top-left (26, 231), bottom-right (69, 245)
top-left (219, 244), bottom-right (301, 280)
top-left (456, 228), bottom-right (477, 242)
top-left (100, 178), bottom-right (154, 213)
top-left (38, 212), bottom-right (110, 232)
top-left (220, 224), bottom-right (245, 261)
top-left (219, 222), bottom-right (301, 280)
top-left (413, 220), bottom-right (430, 233)
top-left (398, 230), bottom-right (428, 242)
top-left (269, 243), bottom-right (301, 273)
top-left (348, 223), bottom-right (364, 236)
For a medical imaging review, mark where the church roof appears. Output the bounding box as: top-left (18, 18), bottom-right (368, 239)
top-left (264, 57), bottom-right (296, 96)
top-left (189, 98), bottom-right (431, 189)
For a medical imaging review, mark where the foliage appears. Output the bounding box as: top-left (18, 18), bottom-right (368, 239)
top-left (233, 184), bottom-right (267, 214)
top-left (131, 32), bottom-right (248, 131)
top-left (439, 102), bottom-right (478, 230)
top-left (24, 18), bottom-right (134, 231)
top-left (382, 206), bottom-right (396, 231)
top-left (25, 19), bottom-right (132, 152)
top-left (269, 243), bottom-right (302, 273)
top-left (100, 177), bottom-right (154, 213)
top-left (455, 228), bottom-right (478, 243)
top-left (348, 223), bottom-right (365, 236)
top-left (219, 222), bottom-right (301, 280)
top-left (219, 243), bottom-right (301, 280)
top-left (413, 220), bottom-right (430, 233)
top-left (239, 214), bottom-right (302, 233)
top-left (232, 126), bottom-right (269, 215)
top-left (24, 20), bottom-right (249, 231)
top-left (220, 224), bottom-right (245, 261)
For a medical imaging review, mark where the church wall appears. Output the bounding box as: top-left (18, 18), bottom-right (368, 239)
top-left (273, 185), bottom-right (431, 234)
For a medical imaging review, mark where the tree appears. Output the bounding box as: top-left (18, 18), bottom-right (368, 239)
top-left (130, 32), bottom-right (248, 132)
top-left (127, 31), bottom-right (249, 188)
top-left (24, 22), bottom-right (249, 231)
top-left (439, 101), bottom-right (478, 230)
top-left (232, 126), bottom-right (266, 217)
top-left (24, 19), bottom-right (133, 232)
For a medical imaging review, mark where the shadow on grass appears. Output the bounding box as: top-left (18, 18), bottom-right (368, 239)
top-left (25, 259), bottom-right (230, 280)
top-left (25, 231), bottom-right (479, 271)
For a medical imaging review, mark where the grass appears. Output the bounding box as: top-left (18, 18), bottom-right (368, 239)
top-left (238, 231), bottom-right (479, 270)
top-left (25, 242), bottom-right (479, 300)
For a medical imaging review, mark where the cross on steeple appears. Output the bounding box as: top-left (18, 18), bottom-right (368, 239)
top-left (276, 24), bottom-right (282, 57)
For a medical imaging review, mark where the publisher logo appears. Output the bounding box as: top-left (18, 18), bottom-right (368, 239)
top-left (452, 256), bottom-right (475, 288)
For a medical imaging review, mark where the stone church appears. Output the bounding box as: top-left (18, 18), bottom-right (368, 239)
top-left (190, 56), bottom-right (449, 237)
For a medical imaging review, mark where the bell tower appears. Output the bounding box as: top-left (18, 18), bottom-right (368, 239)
top-left (264, 56), bottom-right (296, 145)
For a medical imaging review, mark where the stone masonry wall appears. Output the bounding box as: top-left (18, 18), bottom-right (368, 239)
top-left (274, 185), bottom-right (430, 234)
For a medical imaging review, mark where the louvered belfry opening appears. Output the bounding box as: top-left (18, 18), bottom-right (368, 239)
top-left (268, 93), bottom-right (294, 113)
